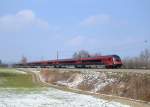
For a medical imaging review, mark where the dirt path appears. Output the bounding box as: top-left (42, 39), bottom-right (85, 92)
top-left (17, 68), bottom-right (150, 107)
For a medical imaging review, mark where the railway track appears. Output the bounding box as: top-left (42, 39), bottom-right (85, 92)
top-left (36, 68), bottom-right (150, 74)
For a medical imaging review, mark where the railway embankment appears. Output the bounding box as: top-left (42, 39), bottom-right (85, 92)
top-left (39, 69), bottom-right (150, 102)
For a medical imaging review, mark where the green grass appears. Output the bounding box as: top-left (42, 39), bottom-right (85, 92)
top-left (0, 68), bottom-right (40, 88)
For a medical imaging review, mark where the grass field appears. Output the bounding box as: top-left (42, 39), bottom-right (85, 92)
top-left (0, 68), bottom-right (39, 88)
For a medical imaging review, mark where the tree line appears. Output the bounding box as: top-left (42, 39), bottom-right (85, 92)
top-left (0, 60), bottom-right (8, 67)
top-left (72, 50), bottom-right (101, 59)
top-left (122, 49), bottom-right (150, 69)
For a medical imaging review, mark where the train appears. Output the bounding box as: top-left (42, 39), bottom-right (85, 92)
top-left (14, 55), bottom-right (122, 69)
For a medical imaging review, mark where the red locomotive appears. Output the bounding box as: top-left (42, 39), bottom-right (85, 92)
top-left (14, 55), bottom-right (122, 68)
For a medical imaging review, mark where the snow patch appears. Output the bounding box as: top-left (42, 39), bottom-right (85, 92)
top-left (0, 88), bottom-right (130, 107)
top-left (56, 72), bottom-right (114, 92)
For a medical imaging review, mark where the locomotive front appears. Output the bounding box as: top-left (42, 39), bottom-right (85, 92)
top-left (112, 55), bottom-right (122, 68)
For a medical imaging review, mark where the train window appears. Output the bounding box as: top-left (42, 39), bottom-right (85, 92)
top-left (82, 60), bottom-right (101, 63)
top-left (61, 61), bottom-right (76, 64)
top-left (113, 55), bottom-right (121, 61)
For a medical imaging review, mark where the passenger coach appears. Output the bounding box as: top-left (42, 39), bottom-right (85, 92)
top-left (14, 55), bottom-right (122, 69)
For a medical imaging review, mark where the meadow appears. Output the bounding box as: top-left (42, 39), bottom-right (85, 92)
top-left (0, 68), bottom-right (39, 88)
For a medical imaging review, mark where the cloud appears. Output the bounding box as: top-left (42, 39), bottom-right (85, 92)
top-left (81, 14), bottom-right (111, 27)
top-left (80, 14), bottom-right (128, 28)
top-left (0, 10), bottom-right (49, 32)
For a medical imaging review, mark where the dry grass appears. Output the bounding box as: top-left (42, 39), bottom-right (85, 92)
top-left (100, 73), bottom-right (150, 101)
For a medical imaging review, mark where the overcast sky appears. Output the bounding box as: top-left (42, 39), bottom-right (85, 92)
top-left (0, 0), bottom-right (150, 62)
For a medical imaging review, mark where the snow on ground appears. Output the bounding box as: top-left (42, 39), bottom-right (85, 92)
top-left (55, 71), bottom-right (116, 93)
top-left (0, 87), bottom-right (130, 107)
top-left (15, 70), bottom-right (27, 74)
top-left (57, 73), bottom-right (83, 88)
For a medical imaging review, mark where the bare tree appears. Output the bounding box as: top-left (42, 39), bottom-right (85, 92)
top-left (72, 50), bottom-right (90, 59)
top-left (122, 57), bottom-right (135, 69)
top-left (91, 53), bottom-right (101, 57)
top-left (73, 52), bottom-right (78, 59)
top-left (139, 49), bottom-right (150, 68)
top-left (122, 49), bottom-right (150, 69)
top-left (20, 56), bottom-right (27, 64)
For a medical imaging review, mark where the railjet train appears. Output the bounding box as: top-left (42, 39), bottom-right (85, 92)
top-left (14, 55), bottom-right (122, 69)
